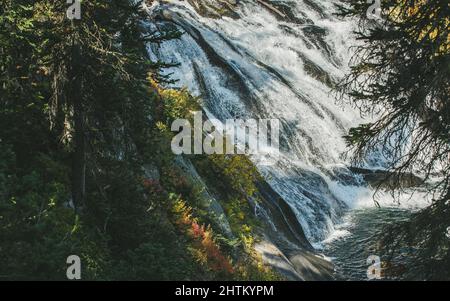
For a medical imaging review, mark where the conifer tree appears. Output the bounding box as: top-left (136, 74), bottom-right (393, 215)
top-left (0, 0), bottom-right (184, 279)
top-left (336, 0), bottom-right (450, 279)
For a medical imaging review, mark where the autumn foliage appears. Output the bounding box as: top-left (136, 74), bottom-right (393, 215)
top-left (171, 198), bottom-right (234, 274)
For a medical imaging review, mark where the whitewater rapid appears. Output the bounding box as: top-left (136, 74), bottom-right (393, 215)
top-left (144, 0), bottom-right (431, 245)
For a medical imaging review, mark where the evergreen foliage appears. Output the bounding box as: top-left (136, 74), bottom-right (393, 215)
top-left (336, 0), bottom-right (450, 279)
top-left (0, 0), bottom-right (279, 280)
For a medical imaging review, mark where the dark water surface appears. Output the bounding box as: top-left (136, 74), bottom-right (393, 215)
top-left (323, 207), bottom-right (412, 280)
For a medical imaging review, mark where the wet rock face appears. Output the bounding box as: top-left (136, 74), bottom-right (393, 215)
top-left (252, 181), bottom-right (335, 280)
top-left (257, 0), bottom-right (311, 24)
top-left (349, 167), bottom-right (424, 189)
top-left (185, 0), bottom-right (240, 19)
top-left (167, 0), bottom-right (316, 23)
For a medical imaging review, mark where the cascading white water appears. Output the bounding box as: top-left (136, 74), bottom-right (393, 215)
top-left (144, 0), bottom-right (430, 247)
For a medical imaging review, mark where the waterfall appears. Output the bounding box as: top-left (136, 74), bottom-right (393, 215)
top-left (144, 0), bottom-right (426, 246)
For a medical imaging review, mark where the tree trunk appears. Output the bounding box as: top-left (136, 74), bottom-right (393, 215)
top-left (70, 40), bottom-right (85, 212)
